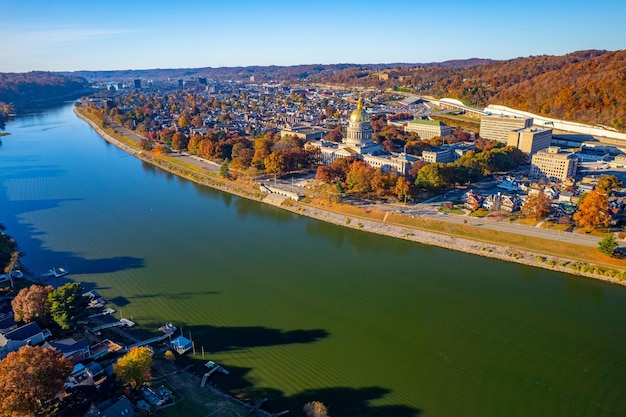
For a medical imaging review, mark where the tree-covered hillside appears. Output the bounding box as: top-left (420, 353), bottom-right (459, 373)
top-left (0, 71), bottom-right (91, 111)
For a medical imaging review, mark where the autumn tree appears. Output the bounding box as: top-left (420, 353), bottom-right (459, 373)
top-left (264, 151), bottom-right (287, 176)
top-left (395, 176), bottom-right (412, 202)
top-left (303, 401), bottom-right (329, 417)
top-left (596, 175), bottom-right (623, 194)
top-left (521, 191), bottom-right (553, 220)
top-left (113, 346), bottom-right (153, 389)
top-left (48, 282), bottom-right (90, 330)
top-left (573, 190), bottom-right (612, 231)
top-left (598, 233), bottom-right (618, 257)
top-left (11, 284), bottom-right (54, 323)
top-left (0, 346), bottom-right (73, 417)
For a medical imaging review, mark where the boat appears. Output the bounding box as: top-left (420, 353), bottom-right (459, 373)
top-left (0, 274), bottom-right (9, 283)
top-left (11, 270), bottom-right (23, 279)
top-left (40, 267), bottom-right (69, 280)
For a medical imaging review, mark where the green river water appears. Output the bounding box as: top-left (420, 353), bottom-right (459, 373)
top-left (1, 104), bottom-right (625, 416)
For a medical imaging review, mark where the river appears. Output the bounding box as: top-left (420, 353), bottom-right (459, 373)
top-left (1, 103), bottom-right (625, 417)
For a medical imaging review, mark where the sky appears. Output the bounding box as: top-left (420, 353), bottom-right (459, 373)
top-left (1, 0), bottom-right (625, 73)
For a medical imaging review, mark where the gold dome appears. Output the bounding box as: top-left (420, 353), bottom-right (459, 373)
top-left (349, 96), bottom-right (369, 123)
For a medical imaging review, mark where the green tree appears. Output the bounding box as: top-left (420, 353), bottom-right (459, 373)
top-left (414, 163), bottom-right (451, 190)
top-left (0, 346), bottom-right (73, 417)
top-left (598, 233), bottom-right (618, 256)
top-left (219, 159), bottom-right (231, 179)
top-left (48, 282), bottom-right (90, 330)
top-left (11, 284), bottom-right (54, 323)
top-left (113, 346), bottom-right (153, 388)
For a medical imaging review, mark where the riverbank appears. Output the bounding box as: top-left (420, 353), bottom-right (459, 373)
top-left (74, 107), bottom-right (626, 285)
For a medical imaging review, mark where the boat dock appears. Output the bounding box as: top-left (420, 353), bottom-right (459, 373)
top-left (126, 323), bottom-right (176, 349)
top-left (90, 318), bottom-right (135, 333)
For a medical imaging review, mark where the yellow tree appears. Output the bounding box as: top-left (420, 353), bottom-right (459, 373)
top-left (303, 401), bottom-right (329, 417)
top-left (573, 190), bottom-right (612, 231)
top-left (113, 346), bottom-right (153, 389)
top-left (395, 176), bottom-right (411, 202)
top-left (264, 151), bottom-right (287, 176)
top-left (0, 346), bottom-right (73, 417)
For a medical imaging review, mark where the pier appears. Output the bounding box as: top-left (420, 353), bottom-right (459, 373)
top-left (90, 318), bottom-right (135, 333)
top-left (126, 323), bottom-right (176, 349)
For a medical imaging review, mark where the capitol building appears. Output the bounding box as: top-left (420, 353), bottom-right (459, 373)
top-left (308, 97), bottom-right (414, 174)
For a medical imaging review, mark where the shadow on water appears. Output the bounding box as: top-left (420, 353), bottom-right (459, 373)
top-left (265, 386), bottom-right (422, 417)
top-left (188, 366), bottom-right (422, 417)
top-left (184, 324), bottom-right (329, 354)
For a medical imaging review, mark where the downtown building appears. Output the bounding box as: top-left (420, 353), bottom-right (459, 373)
top-left (480, 114), bottom-right (533, 143)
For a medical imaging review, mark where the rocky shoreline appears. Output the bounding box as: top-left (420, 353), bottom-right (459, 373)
top-left (75, 108), bottom-right (626, 286)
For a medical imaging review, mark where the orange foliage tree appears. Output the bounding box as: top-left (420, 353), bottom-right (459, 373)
top-left (0, 346), bottom-right (73, 416)
top-left (11, 284), bottom-right (54, 323)
top-left (573, 190), bottom-right (612, 231)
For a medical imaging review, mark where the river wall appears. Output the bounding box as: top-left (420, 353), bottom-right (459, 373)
top-left (74, 108), bottom-right (626, 286)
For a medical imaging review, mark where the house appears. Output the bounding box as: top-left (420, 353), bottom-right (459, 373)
top-left (482, 194), bottom-right (502, 211)
top-left (543, 186), bottom-right (560, 200)
top-left (465, 190), bottom-right (484, 210)
top-left (43, 337), bottom-right (91, 363)
top-left (67, 362), bottom-right (106, 388)
top-left (501, 194), bottom-right (522, 212)
top-left (0, 312), bottom-right (17, 334)
top-left (0, 322), bottom-right (52, 358)
top-left (86, 396), bottom-right (135, 417)
top-left (497, 176), bottom-right (521, 192)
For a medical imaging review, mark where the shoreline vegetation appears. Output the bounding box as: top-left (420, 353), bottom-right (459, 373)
top-left (74, 106), bottom-right (626, 285)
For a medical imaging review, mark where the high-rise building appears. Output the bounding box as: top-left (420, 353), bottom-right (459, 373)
top-left (530, 146), bottom-right (578, 182)
top-left (507, 127), bottom-right (553, 158)
top-left (480, 114), bottom-right (533, 143)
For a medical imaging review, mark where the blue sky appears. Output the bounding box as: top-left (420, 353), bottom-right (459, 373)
top-left (1, 0), bottom-right (625, 72)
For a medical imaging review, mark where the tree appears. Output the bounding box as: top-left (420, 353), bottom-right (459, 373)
top-left (219, 159), bottom-right (231, 179)
top-left (303, 401), bottom-right (329, 417)
top-left (414, 163), bottom-right (451, 190)
top-left (596, 175), bottom-right (623, 194)
top-left (0, 346), bottom-right (73, 417)
top-left (48, 282), bottom-right (90, 330)
top-left (11, 284), bottom-right (54, 323)
top-left (598, 233), bottom-right (618, 256)
top-left (264, 151), bottom-right (287, 176)
top-left (521, 191), bottom-right (553, 220)
top-left (395, 176), bottom-right (412, 202)
top-left (113, 346), bottom-right (153, 389)
top-left (573, 190), bottom-right (612, 231)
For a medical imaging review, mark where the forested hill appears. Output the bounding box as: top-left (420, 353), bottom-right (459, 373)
top-left (67, 59), bottom-right (493, 84)
top-left (309, 50), bottom-right (626, 132)
top-left (0, 72), bottom-right (91, 111)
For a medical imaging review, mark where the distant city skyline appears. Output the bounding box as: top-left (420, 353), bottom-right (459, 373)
top-left (1, 0), bottom-right (625, 73)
